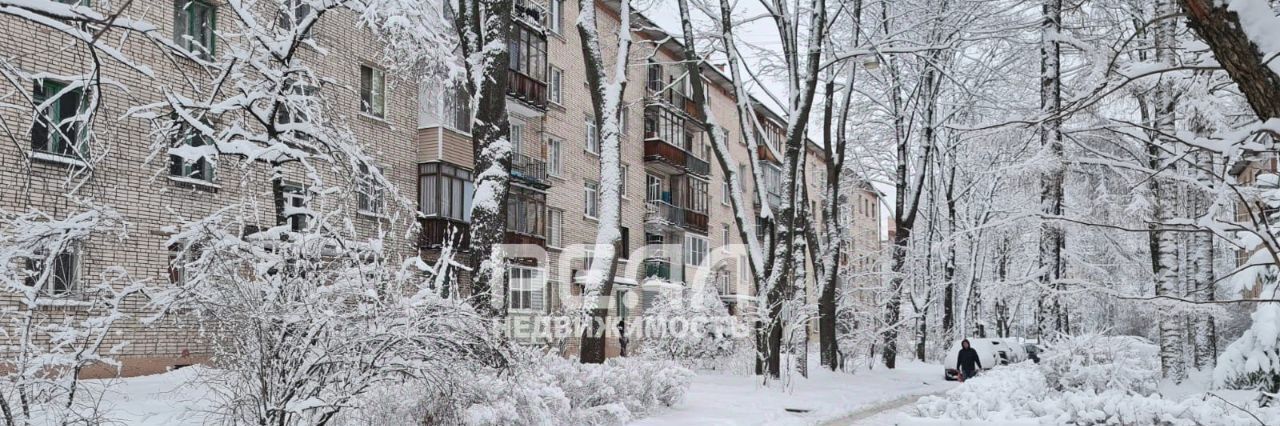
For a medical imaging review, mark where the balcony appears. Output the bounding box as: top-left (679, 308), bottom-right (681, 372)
top-left (644, 138), bottom-right (686, 175)
top-left (644, 200), bottom-right (685, 233)
top-left (643, 258), bottom-right (672, 281)
top-left (419, 217), bottom-right (470, 250)
top-left (506, 187), bottom-right (546, 248)
top-left (645, 88), bottom-right (704, 122)
top-left (508, 70), bottom-right (547, 109)
top-left (685, 154), bottom-right (710, 177)
top-left (514, 0), bottom-right (546, 29)
top-left (511, 153), bottom-right (551, 189)
top-left (683, 209), bottom-right (708, 234)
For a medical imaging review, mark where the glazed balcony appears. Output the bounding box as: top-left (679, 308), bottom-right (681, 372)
top-left (645, 88), bottom-right (704, 122)
top-left (419, 217), bottom-right (470, 250)
top-left (683, 209), bottom-right (709, 234)
top-left (644, 138), bottom-right (687, 175)
top-left (507, 70), bottom-right (547, 109)
top-left (505, 187), bottom-right (547, 248)
top-left (511, 153), bottom-right (551, 189)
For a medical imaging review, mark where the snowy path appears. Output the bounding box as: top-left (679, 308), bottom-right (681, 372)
top-left (631, 362), bottom-right (956, 426)
top-left (820, 388), bottom-right (948, 425)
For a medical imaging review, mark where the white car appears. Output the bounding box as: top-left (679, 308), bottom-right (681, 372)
top-left (942, 338), bottom-right (1026, 380)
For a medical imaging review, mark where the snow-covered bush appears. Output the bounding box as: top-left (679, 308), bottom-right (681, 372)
top-left (353, 350), bottom-right (692, 425)
top-left (1039, 334), bottom-right (1160, 394)
top-left (914, 363), bottom-right (1279, 425)
top-left (1215, 281), bottom-right (1280, 396)
top-left (637, 284), bottom-right (752, 370)
top-left (462, 352), bottom-right (691, 425)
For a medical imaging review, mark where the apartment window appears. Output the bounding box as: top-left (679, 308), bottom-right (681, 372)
top-left (549, 66), bottom-right (564, 105)
top-left (442, 87), bottom-right (471, 132)
top-left (277, 0), bottom-right (313, 37)
top-left (545, 280), bottom-right (563, 313)
top-left (168, 247), bottom-right (187, 286)
top-left (547, 208), bottom-right (564, 248)
top-left (507, 189), bottom-right (546, 237)
top-left (620, 105), bottom-right (630, 133)
top-left (722, 224), bottom-right (731, 249)
top-left (357, 164), bottom-right (385, 215)
top-left (31, 80), bottom-right (88, 159)
top-left (646, 174), bottom-right (662, 203)
top-left (646, 61), bottom-right (663, 92)
top-left (547, 137), bottom-right (563, 177)
top-left (644, 108), bottom-right (683, 144)
top-left (621, 164), bottom-right (630, 197)
top-left (510, 121), bottom-right (525, 156)
top-left (548, 0), bottom-right (564, 34)
top-left (620, 227), bottom-right (630, 259)
top-left (23, 246), bottom-right (81, 297)
top-left (508, 266), bottom-right (544, 311)
top-left (174, 0), bottom-right (216, 59)
top-left (276, 80), bottom-right (318, 143)
top-left (278, 184), bottom-right (311, 232)
top-left (585, 119), bottom-right (600, 154)
top-left (169, 122), bottom-right (215, 181)
top-left (359, 65), bottom-right (386, 117)
top-left (685, 178), bottom-right (709, 213)
top-left (508, 25), bottom-right (546, 82)
top-left (419, 163), bottom-right (474, 222)
top-left (584, 180), bottom-right (599, 218)
top-left (684, 235), bottom-right (708, 267)
top-left (722, 180), bottom-right (730, 205)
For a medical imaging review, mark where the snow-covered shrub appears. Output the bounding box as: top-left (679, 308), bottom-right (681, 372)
top-left (914, 363), bottom-right (1049, 422)
top-left (460, 353), bottom-right (692, 425)
top-left (637, 284), bottom-right (752, 370)
top-left (1039, 334), bottom-right (1160, 394)
top-left (914, 363), bottom-right (1279, 425)
top-left (1215, 282), bottom-right (1280, 396)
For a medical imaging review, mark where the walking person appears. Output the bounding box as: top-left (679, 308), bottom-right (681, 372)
top-left (956, 339), bottom-right (983, 381)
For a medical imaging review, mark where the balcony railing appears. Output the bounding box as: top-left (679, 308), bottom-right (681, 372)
top-left (508, 70), bottom-right (547, 109)
top-left (643, 258), bottom-right (672, 281)
top-left (645, 200), bottom-right (685, 229)
top-left (644, 138), bottom-right (686, 169)
top-left (684, 209), bottom-right (709, 234)
top-left (511, 153), bottom-right (550, 188)
top-left (514, 0), bottom-right (546, 28)
top-left (419, 217), bottom-right (470, 250)
top-left (685, 154), bottom-right (710, 177)
top-left (505, 230), bottom-right (546, 247)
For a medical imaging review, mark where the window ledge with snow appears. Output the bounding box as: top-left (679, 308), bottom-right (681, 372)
top-left (29, 152), bottom-right (89, 169)
top-left (357, 210), bottom-right (388, 219)
top-left (168, 176), bottom-right (221, 193)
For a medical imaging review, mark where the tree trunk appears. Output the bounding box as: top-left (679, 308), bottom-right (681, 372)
top-left (1178, 0), bottom-right (1280, 120)
top-left (1192, 149), bottom-right (1218, 368)
top-left (1151, 0), bottom-right (1186, 381)
top-left (455, 0), bottom-right (514, 318)
top-left (1037, 0), bottom-right (1067, 339)
top-left (575, 0), bottom-right (632, 364)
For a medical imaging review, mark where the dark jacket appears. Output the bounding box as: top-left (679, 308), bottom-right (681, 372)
top-left (957, 347), bottom-right (982, 372)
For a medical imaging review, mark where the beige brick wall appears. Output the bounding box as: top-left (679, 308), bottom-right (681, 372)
top-left (0, 2), bottom-right (419, 373)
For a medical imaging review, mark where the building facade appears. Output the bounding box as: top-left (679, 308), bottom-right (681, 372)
top-left (1, 0), bottom-right (875, 374)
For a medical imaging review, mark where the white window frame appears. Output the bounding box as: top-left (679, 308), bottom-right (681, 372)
top-left (585, 119), bottom-right (600, 155)
top-left (549, 66), bottom-right (564, 105)
top-left (508, 266), bottom-right (544, 312)
top-left (621, 164), bottom-right (630, 198)
top-left (547, 136), bottom-right (563, 177)
top-left (510, 120), bottom-right (525, 156)
top-left (584, 180), bottom-right (599, 219)
top-left (24, 243), bottom-right (82, 297)
top-left (684, 234), bottom-right (708, 267)
top-left (548, 0), bottom-right (564, 35)
top-left (721, 179), bottom-right (730, 205)
top-left (359, 65), bottom-right (386, 118)
top-left (547, 208), bottom-right (564, 248)
top-left (357, 164), bottom-right (385, 215)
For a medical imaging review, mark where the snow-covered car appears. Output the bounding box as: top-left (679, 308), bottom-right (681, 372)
top-left (942, 338), bottom-right (1026, 380)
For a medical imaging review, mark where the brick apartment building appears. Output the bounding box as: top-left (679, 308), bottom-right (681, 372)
top-left (0, 0), bottom-right (882, 373)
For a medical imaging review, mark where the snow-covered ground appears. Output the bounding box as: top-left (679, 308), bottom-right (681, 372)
top-left (632, 361), bottom-right (956, 426)
top-left (66, 366), bottom-right (218, 425)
